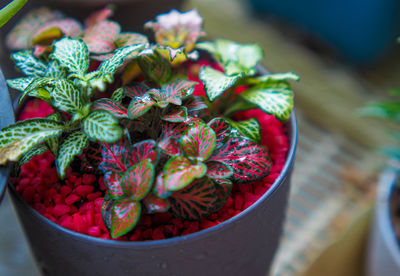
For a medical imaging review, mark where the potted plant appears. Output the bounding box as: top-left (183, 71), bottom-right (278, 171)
top-left (361, 95), bottom-right (400, 275)
top-left (1, 7), bottom-right (299, 275)
top-left (0, 0), bottom-right (28, 201)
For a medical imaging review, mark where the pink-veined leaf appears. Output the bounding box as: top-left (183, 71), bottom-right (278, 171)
top-left (162, 106), bottom-right (188, 122)
top-left (101, 194), bottom-right (113, 230)
top-left (208, 118), bottom-right (232, 144)
top-left (120, 159), bottom-right (154, 200)
top-left (104, 172), bottom-right (124, 199)
top-left (153, 173), bottom-right (172, 198)
top-left (158, 137), bottom-right (182, 157)
top-left (85, 6), bottom-right (114, 28)
top-left (127, 94), bottom-right (156, 119)
top-left (208, 136), bottom-right (271, 184)
top-left (148, 89), bottom-right (168, 108)
top-left (160, 79), bottom-right (198, 105)
top-left (99, 138), bottom-right (132, 173)
top-left (211, 178), bottom-right (232, 211)
top-left (160, 117), bottom-right (203, 140)
top-left (31, 18), bottom-right (82, 45)
top-left (85, 142), bottom-right (102, 168)
top-left (110, 198), bottom-right (141, 238)
top-left (206, 161), bottom-right (233, 179)
top-left (163, 156), bottom-right (207, 191)
top-left (116, 32), bottom-right (149, 48)
top-left (183, 96), bottom-right (208, 115)
top-left (169, 177), bottom-right (218, 220)
top-left (84, 20), bottom-right (121, 54)
top-left (143, 193), bottom-right (170, 213)
top-left (181, 123), bottom-right (216, 161)
top-left (93, 98), bottom-right (128, 118)
top-left (130, 140), bottom-right (160, 165)
top-left (124, 83), bottom-right (149, 98)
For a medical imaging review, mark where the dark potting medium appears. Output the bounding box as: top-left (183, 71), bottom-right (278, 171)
top-left (0, 69), bottom-right (15, 203)
top-left (8, 110), bottom-right (297, 276)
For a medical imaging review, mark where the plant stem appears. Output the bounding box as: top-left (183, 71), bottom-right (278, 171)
top-left (0, 0), bottom-right (27, 28)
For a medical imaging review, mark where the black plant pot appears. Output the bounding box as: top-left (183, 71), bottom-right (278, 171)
top-left (0, 69), bottom-right (15, 202)
top-left (7, 111), bottom-right (297, 276)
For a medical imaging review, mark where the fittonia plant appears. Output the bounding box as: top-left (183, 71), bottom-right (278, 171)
top-left (0, 8), bottom-right (299, 238)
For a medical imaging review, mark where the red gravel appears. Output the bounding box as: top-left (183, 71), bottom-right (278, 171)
top-left (13, 62), bottom-right (290, 241)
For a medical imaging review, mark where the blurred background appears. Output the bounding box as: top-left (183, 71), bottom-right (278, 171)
top-left (2, 0), bottom-right (400, 275)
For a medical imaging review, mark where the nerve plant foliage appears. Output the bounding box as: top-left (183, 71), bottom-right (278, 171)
top-left (1, 8), bottom-right (299, 238)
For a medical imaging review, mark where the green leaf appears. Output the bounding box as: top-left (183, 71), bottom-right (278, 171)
top-left (163, 156), bottom-right (207, 191)
top-left (181, 123), bottom-right (216, 161)
top-left (110, 198), bottom-right (141, 238)
top-left (250, 72), bottom-right (300, 83)
top-left (237, 43), bottom-right (263, 72)
top-left (169, 177), bottom-right (218, 220)
top-left (45, 113), bottom-right (61, 156)
top-left (52, 38), bottom-right (89, 76)
top-left (227, 118), bottom-right (261, 143)
top-left (138, 52), bottom-right (171, 84)
top-left (240, 85), bottom-right (294, 121)
top-left (50, 79), bottom-right (85, 115)
top-left (18, 77), bottom-right (53, 104)
top-left (0, 0), bottom-right (27, 28)
top-left (11, 50), bottom-right (47, 77)
top-left (18, 143), bottom-right (48, 167)
top-left (7, 77), bottom-right (34, 92)
top-left (359, 102), bottom-right (400, 122)
top-left (111, 88), bottom-right (125, 103)
top-left (199, 66), bottom-right (241, 102)
top-left (120, 159), bottom-right (154, 200)
top-left (224, 99), bottom-right (257, 116)
top-left (55, 131), bottom-right (88, 178)
top-left (0, 119), bottom-right (64, 165)
top-left (90, 44), bottom-right (145, 89)
top-left (82, 110), bottom-right (123, 143)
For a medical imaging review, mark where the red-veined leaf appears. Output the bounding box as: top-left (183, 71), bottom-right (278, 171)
top-left (162, 106), bottom-right (188, 122)
top-left (93, 98), bottom-right (128, 118)
top-left (160, 117), bottom-right (202, 140)
top-left (104, 172), bottom-right (124, 199)
top-left (124, 83), bottom-right (149, 98)
top-left (169, 178), bottom-right (218, 220)
top-left (161, 79), bottom-right (198, 105)
top-left (211, 178), bottom-right (232, 211)
top-left (101, 194), bottom-right (113, 230)
top-left (130, 140), bottom-right (160, 165)
top-left (84, 20), bottom-right (120, 54)
top-left (148, 89), bottom-right (168, 108)
top-left (143, 193), bottom-right (170, 213)
top-left (208, 136), bottom-right (271, 184)
top-left (206, 161), bottom-right (233, 179)
top-left (120, 159), bottom-right (154, 200)
top-left (153, 173), bottom-right (172, 198)
top-left (181, 123), bottom-right (216, 161)
top-left (183, 96), bottom-right (208, 115)
top-left (208, 118), bottom-right (231, 144)
top-left (163, 156), bottom-right (207, 191)
top-left (99, 138), bottom-right (132, 173)
top-left (127, 94), bottom-right (155, 119)
top-left (110, 198), bottom-right (141, 238)
top-left (158, 137), bottom-right (181, 156)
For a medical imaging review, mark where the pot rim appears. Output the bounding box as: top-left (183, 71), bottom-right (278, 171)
top-left (376, 164), bottom-right (400, 266)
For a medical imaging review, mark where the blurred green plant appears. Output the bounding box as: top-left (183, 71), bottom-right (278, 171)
top-left (0, 0), bottom-right (27, 28)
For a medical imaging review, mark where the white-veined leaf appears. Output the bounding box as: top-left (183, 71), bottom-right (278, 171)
top-left (0, 119), bottom-right (64, 164)
top-left (11, 50), bottom-right (47, 77)
top-left (82, 110), bottom-right (122, 143)
top-left (52, 38), bottom-right (89, 76)
top-left (56, 131), bottom-right (89, 178)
